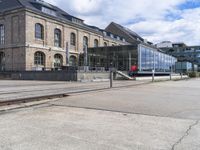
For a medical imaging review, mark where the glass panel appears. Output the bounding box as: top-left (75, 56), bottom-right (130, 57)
top-left (0, 25), bottom-right (5, 45)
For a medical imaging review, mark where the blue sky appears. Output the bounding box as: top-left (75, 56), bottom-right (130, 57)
top-left (46, 0), bottom-right (200, 45)
top-left (178, 1), bottom-right (200, 10)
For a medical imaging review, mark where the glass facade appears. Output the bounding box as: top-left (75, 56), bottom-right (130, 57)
top-left (86, 45), bottom-right (177, 73)
top-left (138, 45), bottom-right (177, 73)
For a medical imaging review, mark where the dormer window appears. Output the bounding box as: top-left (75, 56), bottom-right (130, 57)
top-left (72, 18), bottom-right (83, 25)
top-left (103, 31), bottom-right (107, 36)
top-left (42, 7), bottom-right (56, 16)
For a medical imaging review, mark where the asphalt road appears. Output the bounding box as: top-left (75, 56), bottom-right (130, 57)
top-left (0, 79), bottom-right (200, 150)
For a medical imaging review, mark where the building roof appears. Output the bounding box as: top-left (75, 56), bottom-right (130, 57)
top-left (0, 0), bottom-right (130, 43)
top-left (105, 22), bottom-right (146, 44)
top-left (0, 0), bottom-right (23, 12)
top-left (0, 0), bottom-right (80, 22)
top-left (0, 0), bottom-right (128, 43)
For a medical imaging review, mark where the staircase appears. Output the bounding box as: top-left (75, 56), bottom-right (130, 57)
top-left (115, 71), bottom-right (134, 80)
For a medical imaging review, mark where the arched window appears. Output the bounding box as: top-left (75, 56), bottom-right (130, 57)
top-left (83, 36), bottom-right (88, 47)
top-left (35, 23), bottom-right (44, 40)
top-left (94, 39), bottom-right (98, 47)
top-left (34, 51), bottom-right (45, 65)
top-left (70, 33), bottom-right (76, 46)
top-left (54, 54), bottom-right (63, 68)
top-left (0, 24), bottom-right (5, 45)
top-left (69, 55), bottom-right (77, 66)
top-left (104, 42), bottom-right (108, 47)
top-left (54, 28), bottom-right (61, 47)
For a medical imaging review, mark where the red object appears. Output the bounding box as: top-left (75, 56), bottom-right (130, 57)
top-left (131, 65), bottom-right (137, 71)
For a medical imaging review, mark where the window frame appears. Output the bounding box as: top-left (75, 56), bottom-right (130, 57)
top-left (94, 39), bottom-right (98, 47)
top-left (70, 33), bottom-right (76, 46)
top-left (83, 36), bottom-right (88, 47)
top-left (54, 28), bottom-right (62, 47)
top-left (34, 51), bottom-right (45, 66)
top-left (0, 24), bottom-right (5, 45)
top-left (35, 23), bottom-right (44, 40)
top-left (54, 54), bottom-right (63, 68)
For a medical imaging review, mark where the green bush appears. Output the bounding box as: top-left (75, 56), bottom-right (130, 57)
top-left (188, 72), bottom-right (200, 78)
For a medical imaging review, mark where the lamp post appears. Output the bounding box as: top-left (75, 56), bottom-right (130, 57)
top-left (110, 62), bottom-right (113, 88)
top-left (83, 44), bottom-right (88, 72)
top-left (66, 42), bottom-right (70, 66)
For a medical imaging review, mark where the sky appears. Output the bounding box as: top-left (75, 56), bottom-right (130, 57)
top-left (46, 0), bottom-right (200, 45)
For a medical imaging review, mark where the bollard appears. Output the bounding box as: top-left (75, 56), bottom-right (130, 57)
top-left (181, 73), bottom-right (183, 79)
top-left (152, 70), bottom-right (155, 82)
top-left (170, 73), bottom-right (172, 80)
top-left (170, 67), bottom-right (172, 80)
top-left (110, 70), bottom-right (113, 88)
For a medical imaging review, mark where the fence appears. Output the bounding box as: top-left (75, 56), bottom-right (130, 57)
top-left (0, 69), bottom-right (77, 81)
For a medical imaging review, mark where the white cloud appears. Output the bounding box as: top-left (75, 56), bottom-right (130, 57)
top-left (45, 0), bottom-right (200, 45)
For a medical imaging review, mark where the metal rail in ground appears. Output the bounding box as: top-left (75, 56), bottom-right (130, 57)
top-left (0, 81), bottom-right (151, 107)
top-left (0, 94), bottom-right (69, 107)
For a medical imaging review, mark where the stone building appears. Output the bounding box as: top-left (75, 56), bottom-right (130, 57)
top-left (0, 0), bottom-right (128, 71)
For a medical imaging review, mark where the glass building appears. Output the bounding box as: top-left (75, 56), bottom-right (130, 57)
top-left (138, 44), bottom-right (177, 73)
top-left (86, 44), bottom-right (177, 74)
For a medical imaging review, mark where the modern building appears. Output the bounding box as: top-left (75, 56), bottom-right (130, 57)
top-left (157, 41), bottom-right (200, 70)
top-left (175, 62), bottom-right (198, 73)
top-left (87, 42), bottom-right (177, 74)
top-left (0, 0), bottom-right (128, 71)
top-left (156, 41), bottom-right (173, 48)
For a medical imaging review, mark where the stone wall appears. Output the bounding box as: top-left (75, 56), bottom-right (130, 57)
top-left (0, 9), bottom-right (26, 71)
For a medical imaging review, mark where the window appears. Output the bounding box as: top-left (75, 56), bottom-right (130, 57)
top-left (34, 51), bottom-right (45, 65)
top-left (104, 42), bottom-right (108, 47)
top-left (35, 23), bottom-right (44, 40)
top-left (0, 24), bottom-right (5, 45)
top-left (54, 29), bottom-right (61, 47)
top-left (83, 36), bottom-right (88, 47)
top-left (94, 39), bottom-right (98, 47)
top-left (41, 7), bottom-right (57, 17)
top-left (54, 54), bottom-right (63, 68)
top-left (69, 55), bottom-right (77, 66)
top-left (70, 33), bottom-right (76, 46)
top-left (72, 18), bottom-right (83, 24)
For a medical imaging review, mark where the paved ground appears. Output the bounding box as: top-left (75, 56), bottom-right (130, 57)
top-left (52, 79), bottom-right (200, 120)
top-left (0, 80), bottom-right (147, 102)
top-left (0, 78), bottom-right (200, 150)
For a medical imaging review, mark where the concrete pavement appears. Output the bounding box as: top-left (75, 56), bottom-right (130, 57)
top-left (0, 105), bottom-right (197, 150)
top-left (0, 79), bottom-right (200, 149)
top-left (0, 80), bottom-right (148, 102)
top-left (51, 78), bottom-right (200, 120)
